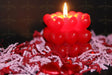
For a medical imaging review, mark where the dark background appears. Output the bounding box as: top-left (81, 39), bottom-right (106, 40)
top-left (0, 0), bottom-right (112, 75)
top-left (0, 0), bottom-right (112, 41)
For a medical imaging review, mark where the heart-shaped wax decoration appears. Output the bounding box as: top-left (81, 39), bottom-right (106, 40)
top-left (43, 28), bottom-right (51, 42)
top-left (56, 12), bottom-right (63, 16)
top-left (78, 30), bottom-right (91, 43)
top-left (61, 64), bottom-right (81, 75)
top-left (80, 43), bottom-right (92, 54)
top-left (54, 18), bottom-right (63, 29)
top-left (50, 32), bottom-right (64, 45)
top-left (72, 64), bottom-right (81, 73)
top-left (58, 45), bottom-right (70, 58)
top-left (43, 14), bottom-right (51, 25)
top-left (41, 62), bottom-right (60, 75)
top-left (69, 17), bottom-right (77, 26)
top-left (81, 13), bottom-right (91, 29)
top-left (64, 31), bottom-right (78, 44)
top-left (61, 64), bottom-right (74, 75)
top-left (68, 44), bottom-right (80, 57)
top-left (69, 11), bottom-right (76, 15)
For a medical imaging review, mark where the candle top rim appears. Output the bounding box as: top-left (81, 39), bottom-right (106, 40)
top-left (48, 11), bottom-right (89, 19)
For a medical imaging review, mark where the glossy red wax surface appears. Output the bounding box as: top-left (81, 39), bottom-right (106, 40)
top-left (43, 11), bottom-right (92, 57)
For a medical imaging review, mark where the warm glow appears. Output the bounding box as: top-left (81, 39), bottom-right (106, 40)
top-left (63, 2), bottom-right (68, 17)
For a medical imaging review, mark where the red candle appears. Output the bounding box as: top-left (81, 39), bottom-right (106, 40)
top-left (43, 12), bottom-right (90, 31)
top-left (43, 2), bottom-right (91, 45)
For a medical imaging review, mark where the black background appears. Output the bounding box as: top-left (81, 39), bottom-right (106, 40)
top-left (0, 0), bottom-right (112, 41)
top-left (0, 0), bottom-right (112, 75)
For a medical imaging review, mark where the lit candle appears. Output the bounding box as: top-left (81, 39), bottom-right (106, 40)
top-left (43, 2), bottom-right (91, 45)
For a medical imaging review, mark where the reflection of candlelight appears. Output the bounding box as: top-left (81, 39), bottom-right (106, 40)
top-left (63, 2), bottom-right (68, 17)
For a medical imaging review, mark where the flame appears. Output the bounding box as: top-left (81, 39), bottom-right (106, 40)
top-left (63, 2), bottom-right (68, 17)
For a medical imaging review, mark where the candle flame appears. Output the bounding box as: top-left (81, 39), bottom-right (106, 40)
top-left (63, 2), bottom-right (68, 17)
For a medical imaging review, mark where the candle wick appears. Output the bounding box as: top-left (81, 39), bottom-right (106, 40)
top-left (64, 15), bottom-right (67, 17)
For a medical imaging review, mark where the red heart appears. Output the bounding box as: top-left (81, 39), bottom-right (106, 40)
top-left (61, 64), bottom-right (81, 75)
top-left (41, 62), bottom-right (60, 75)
